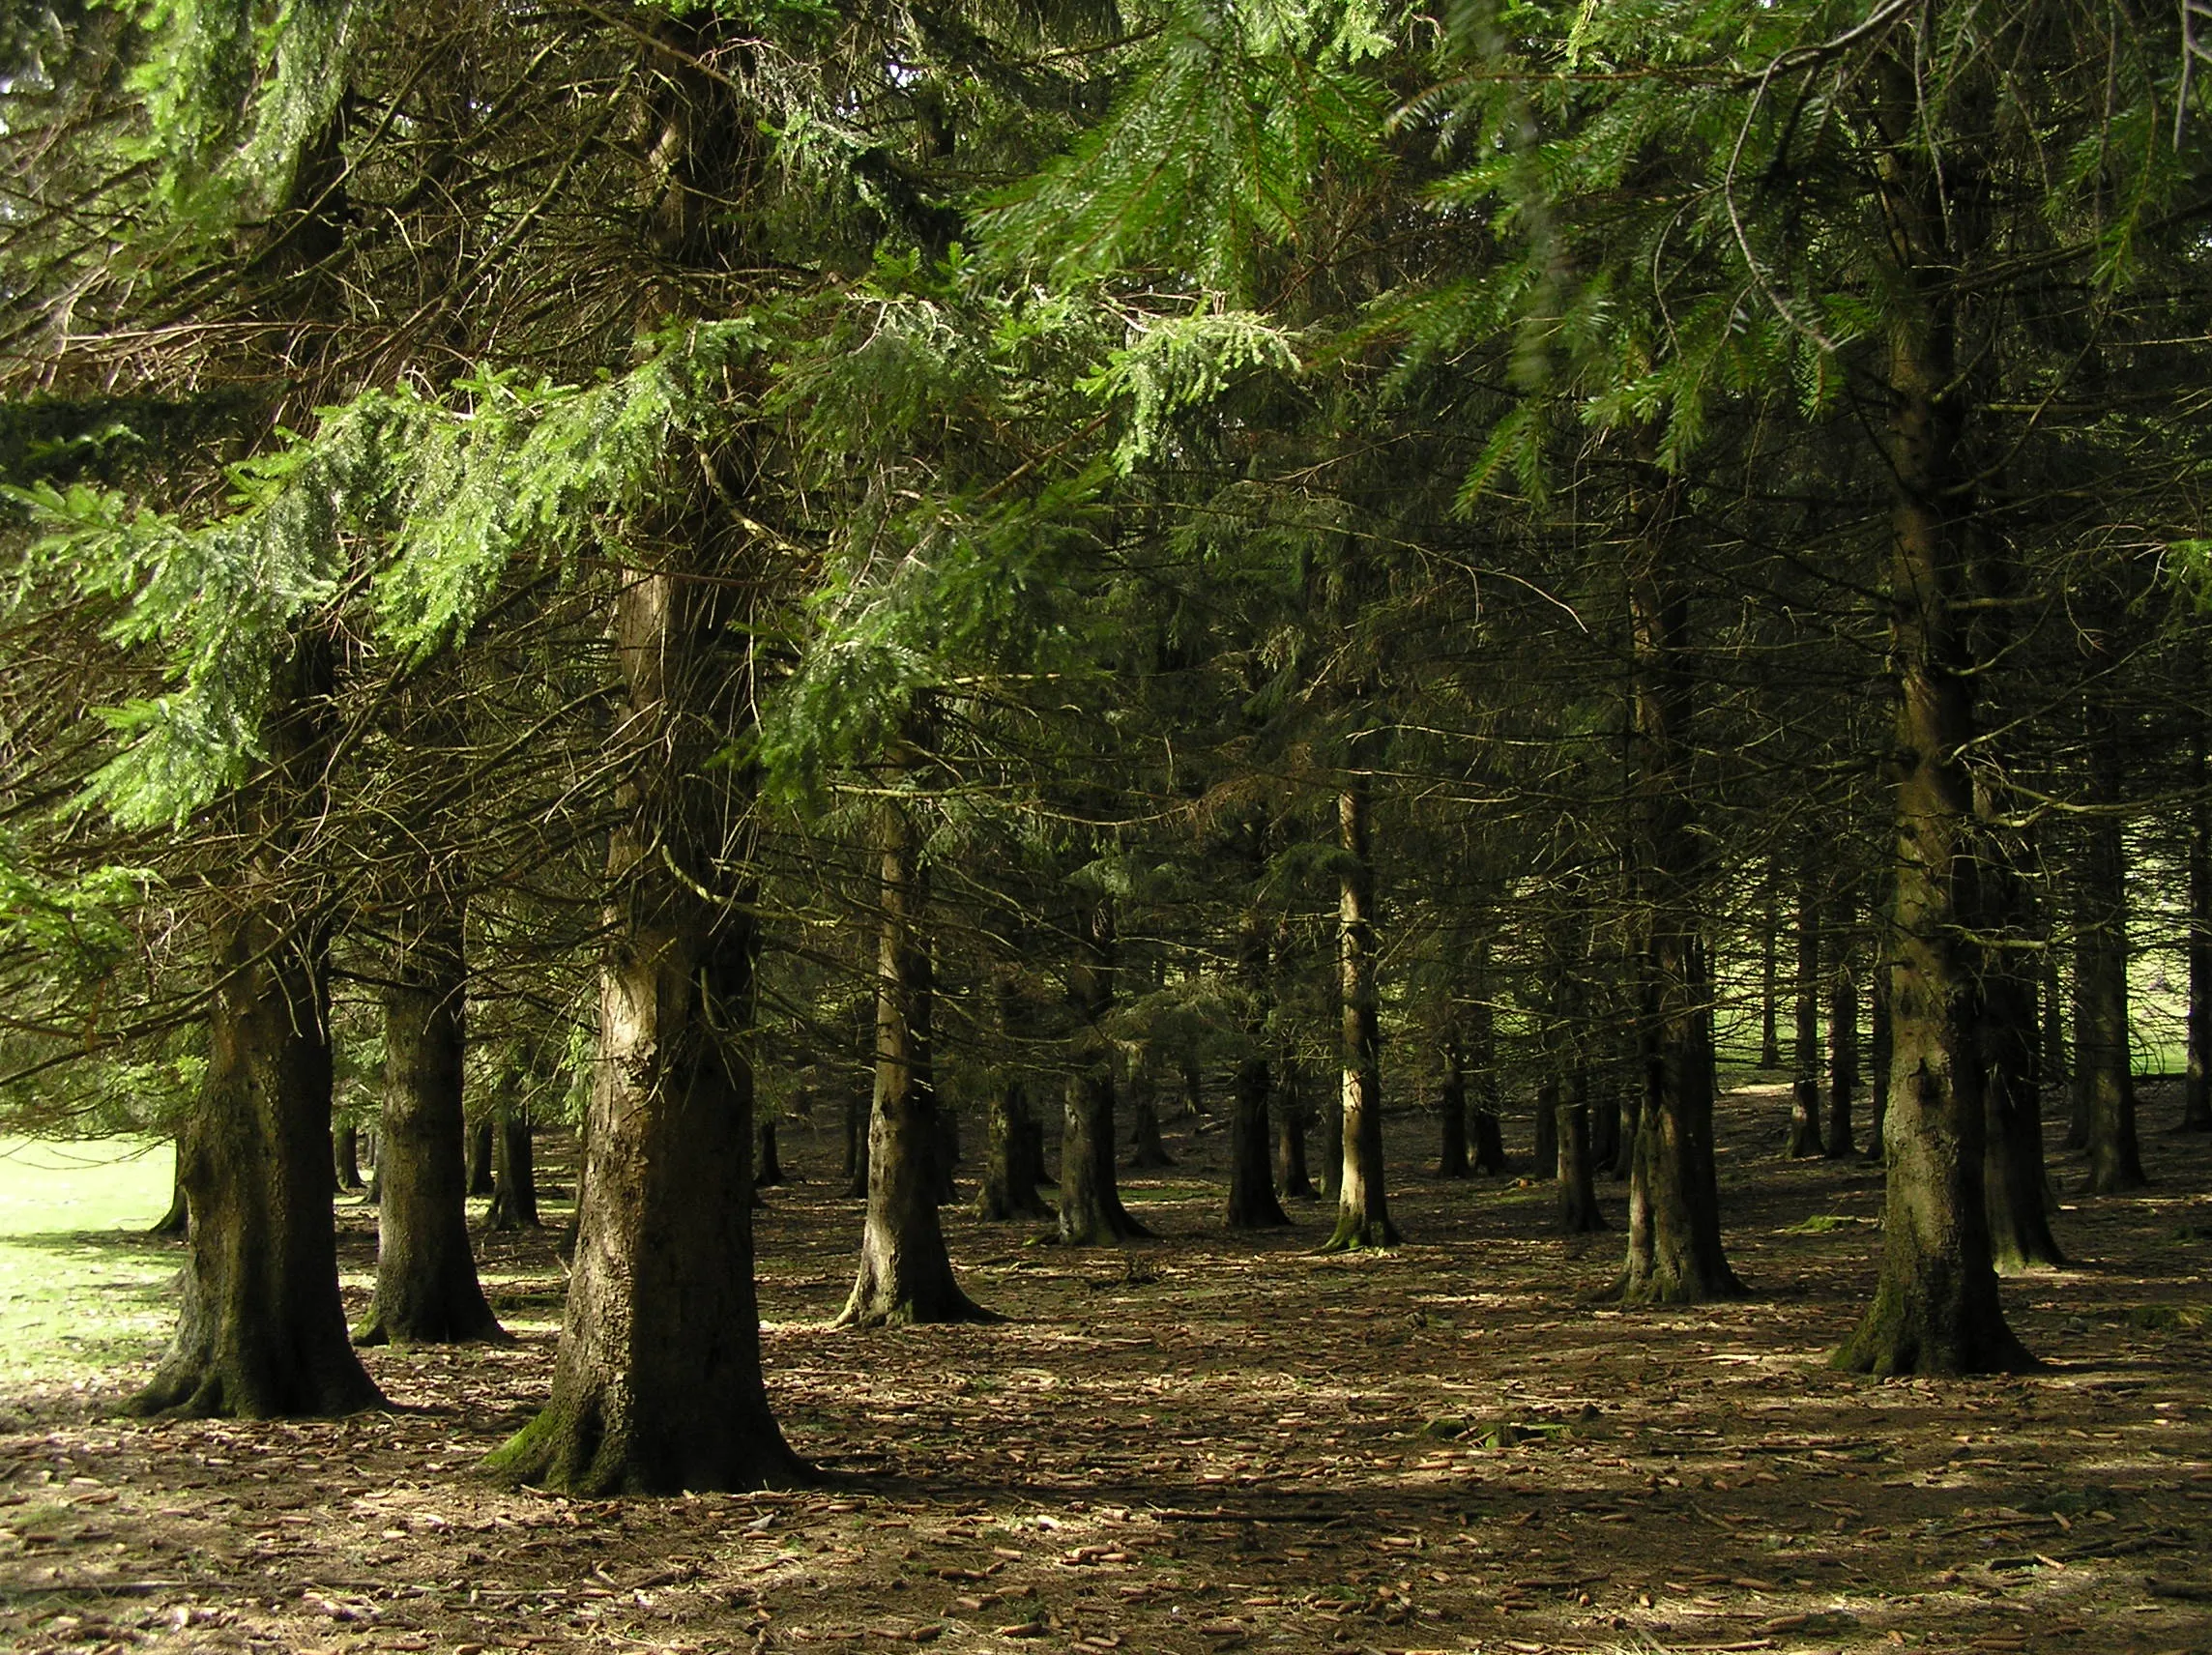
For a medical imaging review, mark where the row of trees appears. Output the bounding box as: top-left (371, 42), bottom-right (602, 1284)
top-left (4, 0), bottom-right (2210, 1491)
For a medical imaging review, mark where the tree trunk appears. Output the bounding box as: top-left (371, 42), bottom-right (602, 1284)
top-left (2075, 687), bottom-right (2146, 1192)
top-left (1835, 88), bottom-right (2029, 1375)
top-left (1760, 871), bottom-right (1783, 1068)
top-left (1127, 1069), bottom-right (1175, 1169)
top-left (756, 1118), bottom-right (783, 1187)
top-left (2188, 719), bottom-right (2212, 1131)
top-left (1532, 1082), bottom-right (1558, 1179)
top-left (334, 1125), bottom-right (364, 1194)
top-left (1589, 1080), bottom-right (1620, 1176)
top-left (1273, 1060), bottom-right (1317, 1199)
top-left (1435, 1038), bottom-right (1470, 1179)
top-left (484, 536), bottom-right (805, 1493)
top-left (1059, 896), bottom-right (1149, 1245)
top-left (975, 1079), bottom-right (1051, 1222)
top-left (466, 1118), bottom-right (496, 1198)
top-left (1614, 458), bottom-right (1740, 1305)
top-left (149, 1142), bottom-right (189, 1238)
top-left (837, 786), bottom-right (987, 1324)
top-left (1787, 854), bottom-right (1823, 1157)
top-left (1318, 1084), bottom-right (1343, 1201)
top-left (1227, 833), bottom-right (1287, 1229)
top-left (1556, 1066), bottom-right (1605, 1234)
top-left (128, 641), bottom-right (384, 1421)
top-left (356, 903), bottom-right (504, 1348)
top-left (843, 1087), bottom-right (869, 1199)
top-left (1322, 769), bottom-right (1397, 1251)
top-left (1470, 970), bottom-right (1508, 1176)
top-left (485, 1101), bottom-right (539, 1231)
top-left (1825, 893), bottom-right (1858, 1158)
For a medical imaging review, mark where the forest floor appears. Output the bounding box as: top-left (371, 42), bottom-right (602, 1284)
top-left (2, 1080), bottom-right (2209, 1655)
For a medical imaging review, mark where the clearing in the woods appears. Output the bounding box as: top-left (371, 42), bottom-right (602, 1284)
top-left (2, 1085), bottom-right (2208, 1655)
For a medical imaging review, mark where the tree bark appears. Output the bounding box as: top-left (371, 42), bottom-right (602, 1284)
top-left (1435, 1038), bottom-right (1470, 1179)
top-left (355, 901), bottom-right (504, 1348)
top-left (129, 640), bottom-right (384, 1420)
top-left (1867, 954), bottom-right (1892, 1162)
top-left (2075, 684), bottom-right (2146, 1192)
top-left (484, 541), bottom-right (805, 1493)
top-left (466, 1118), bottom-right (496, 1198)
top-left (1127, 1069), bottom-right (1175, 1169)
top-left (149, 1142), bottom-right (189, 1238)
top-left (1835, 74), bottom-right (2029, 1374)
top-left (1059, 896), bottom-right (1149, 1245)
top-left (1760, 870), bottom-right (1783, 1069)
top-left (756, 1118), bottom-right (784, 1187)
top-left (2188, 719), bottom-right (2212, 1131)
top-left (976, 971), bottom-right (1052, 1221)
top-left (485, 1100), bottom-right (539, 1231)
top-left (1532, 1079), bottom-right (1558, 1178)
top-left (1273, 1060), bottom-right (1317, 1198)
top-left (1825, 892), bottom-right (1858, 1158)
top-left (1787, 854), bottom-right (1823, 1157)
top-left (1613, 464), bottom-right (1740, 1304)
top-left (836, 786), bottom-right (988, 1324)
top-left (1556, 1065), bottom-right (1605, 1234)
top-left (334, 1125), bottom-right (364, 1193)
top-left (1322, 769), bottom-right (1397, 1250)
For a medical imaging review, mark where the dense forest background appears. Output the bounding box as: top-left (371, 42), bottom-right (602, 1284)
top-left (5, 0), bottom-right (2212, 1521)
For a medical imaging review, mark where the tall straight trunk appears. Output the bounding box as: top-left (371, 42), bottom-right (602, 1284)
top-left (1127, 1069), bottom-right (1176, 1169)
top-left (976, 973), bottom-right (1052, 1221)
top-left (129, 640), bottom-right (383, 1420)
top-left (2188, 721), bottom-right (2212, 1131)
top-left (2040, 947), bottom-right (2068, 1114)
top-left (466, 1118), bottom-right (496, 1197)
top-left (1837, 79), bottom-right (2027, 1374)
top-left (1059, 896), bottom-right (1148, 1244)
top-left (356, 900), bottom-right (504, 1347)
top-left (2075, 690), bottom-right (2146, 1192)
top-left (1435, 1038), bottom-right (1470, 1179)
top-left (1470, 972), bottom-right (1508, 1176)
top-left (1532, 1080), bottom-right (1559, 1177)
top-left (1825, 890), bottom-right (1858, 1158)
top-left (1589, 1077), bottom-right (1620, 1176)
top-left (1867, 956), bottom-right (1892, 1161)
top-left (1760, 872), bottom-right (1783, 1068)
top-left (334, 1125), bottom-right (364, 1193)
top-left (1556, 1065), bottom-right (1605, 1234)
top-left (837, 788), bottom-right (985, 1324)
top-left (1317, 1085), bottom-right (1344, 1201)
top-left (1982, 928), bottom-right (2065, 1272)
top-left (755, 1118), bottom-right (783, 1187)
top-left (843, 1089), bottom-right (869, 1198)
top-left (1787, 856), bottom-right (1823, 1157)
top-left (1615, 464), bottom-right (1740, 1304)
top-left (486, 542), bottom-right (804, 1493)
top-left (1227, 849), bottom-right (1288, 1228)
top-left (486, 1100), bottom-right (539, 1231)
top-left (1323, 768), bottom-right (1397, 1250)
top-left (1274, 1060), bottom-right (1317, 1199)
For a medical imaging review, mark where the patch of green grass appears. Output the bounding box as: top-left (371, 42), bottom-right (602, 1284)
top-left (0, 1138), bottom-right (179, 1395)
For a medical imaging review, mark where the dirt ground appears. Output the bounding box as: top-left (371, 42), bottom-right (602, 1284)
top-left (4, 1078), bottom-right (2209, 1655)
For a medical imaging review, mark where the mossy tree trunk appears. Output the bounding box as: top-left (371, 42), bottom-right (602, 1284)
top-left (129, 641), bottom-right (384, 1421)
top-left (1059, 895), bottom-right (1149, 1245)
top-left (1836, 64), bottom-right (2029, 1376)
top-left (1321, 768), bottom-right (1397, 1251)
top-left (486, 527), bottom-right (805, 1493)
top-left (837, 782), bottom-right (987, 1325)
top-left (1614, 464), bottom-right (1740, 1305)
top-left (356, 897), bottom-right (504, 1348)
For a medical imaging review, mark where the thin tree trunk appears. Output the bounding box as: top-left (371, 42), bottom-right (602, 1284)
top-left (1787, 855), bottom-right (1823, 1157)
top-left (334, 1125), bottom-right (364, 1193)
top-left (356, 901), bottom-right (504, 1348)
top-left (2188, 718), bottom-right (2212, 1131)
top-left (1274, 1060), bottom-right (1317, 1199)
top-left (1318, 1085), bottom-right (1343, 1201)
top-left (837, 784), bottom-right (986, 1324)
top-left (465, 1118), bottom-right (496, 1198)
top-left (1614, 465), bottom-right (1740, 1305)
top-left (1470, 970), bottom-right (1508, 1176)
top-left (1835, 82), bottom-right (2028, 1374)
top-left (128, 640), bottom-right (384, 1420)
top-left (1127, 1069), bottom-right (1175, 1169)
top-left (1867, 954), bottom-right (1892, 1162)
top-left (1059, 896), bottom-right (1149, 1245)
top-left (1825, 891), bottom-right (1858, 1158)
top-left (1436, 1038), bottom-right (1470, 1179)
top-left (1557, 1064), bottom-right (1605, 1234)
top-left (1227, 845), bottom-right (1288, 1229)
top-left (1760, 871), bottom-right (1783, 1069)
top-left (485, 521), bottom-right (805, 1492)
top-left (755, 1118), bottom-right (783, 1187)
top-left (2076, 687), bottom-right (2146, 1192)
top-left (1322, 769), bottom-right (1397, 1251)
top-left (486, 1100), bottom-right (539, 1231)
top-left (1532, 1081), bottom-right (1558, 1178)
top-left (843, 1088), bottom-right (869, 1199)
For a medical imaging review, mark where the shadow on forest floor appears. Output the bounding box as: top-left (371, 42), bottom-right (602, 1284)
top-left (1, 1079), bottom-right (2208, 1655)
